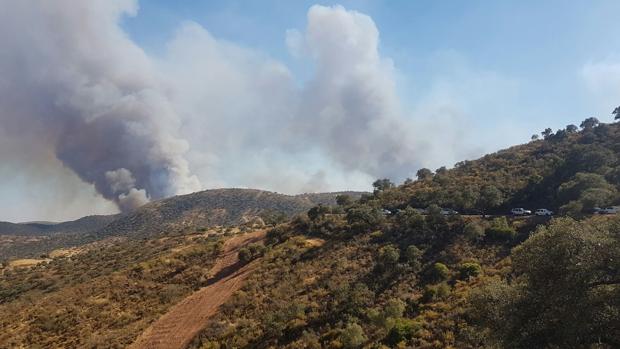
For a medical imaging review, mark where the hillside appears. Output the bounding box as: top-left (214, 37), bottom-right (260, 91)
top-left (374, 119), bottom-right (620, 216)
top-left (0, 189), bottom-right (364, 261)
top-left (0, 120), bottom-right (618, 348)
top-left (96, 189), bottom-right (365, 239)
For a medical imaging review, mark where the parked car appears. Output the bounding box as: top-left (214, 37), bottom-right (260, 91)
top-left (441, 208), bottom-right (459, 215)
top-left (511, 208), bottom-right (532, 216)
top-left (535, 208), bottom-right (553, 216)
top-left (598, 206), bottom-right (620, 215)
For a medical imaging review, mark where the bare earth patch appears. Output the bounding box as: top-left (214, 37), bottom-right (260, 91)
top-left (129, 230), bottom-right (266, 349)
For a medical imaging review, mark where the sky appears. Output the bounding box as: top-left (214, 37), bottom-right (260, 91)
top-left (1, 0), bottom-right (620, 222)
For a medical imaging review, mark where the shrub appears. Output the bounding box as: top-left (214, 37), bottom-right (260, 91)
top-left (485, 217), bottom-right (516, 242)
top-left (463, 221), bottom-right (485, 243)
top-left (383, 298), bottom-right (406, 320)
top-left (266, 225), bottom-right (291, 244)
top-left (340, 322), bottom-right (367, 348)
top-left (238, 243), bottom-right (267, 264)
top-left (426, 262), bottom-right (450, 283)
top-left (384, 318), bottom-right (422, 346)
top-left (421, 283), bottom-right (451, 303)
top-left (346, 205), bottom-right (385, 233)
top-left (377, 245), bottom-right (400, 271)
top-left (458, 262), bottom-right (482, 280)
top-left (404, 245), bottom-right (423, 271)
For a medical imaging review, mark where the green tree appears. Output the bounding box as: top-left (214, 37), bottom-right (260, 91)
top-left (458, 262), bottom-right (482, 280)
top-left (404, 245), bottom-right (423, 271)
top-left (541, 128), bottom-right (554, 139)
top-left (373, 178), bottom-right (395, 193)
top-left (336, 194), bottom-right (354, 207)
top-left (307, 204), bottom-right (330, 221)
top-left (566, 124), bottom-right (578, 133)
top-left (416, 168), bottom-right (433, 181)
top-left (378, 245), bottom-right (400, 269)
top-left (477, 185), bottom-right (504, 215)
top-left (558, 172), bottom-right (617, 210)
top-left (427, 262), bottom-right (450, 283)
top-left (340, 322), bottom-right (367, 348)
top-left (470, 218), bottom-right (620, 348)
top-left (384, 318), bottom-right (421, 346)
top-left (463, 221), bottom-right (485, 243)
top-left (347, 205), bottom-right (385, 233)
top-left (613, 106), bottom-right (620, 120)
top-left (485, 217), bottom-right (516, 242)
top-left (580, 116), bottom-right (599, 130)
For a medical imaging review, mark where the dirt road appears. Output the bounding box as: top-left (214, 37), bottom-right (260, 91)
top-left (129, 230), bottom-right (266, 349)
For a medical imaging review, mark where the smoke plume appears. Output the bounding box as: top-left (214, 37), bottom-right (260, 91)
top-left (0, 0), bottom-right (200, 212)
top-left (1, 2), bottom-right (507, 220)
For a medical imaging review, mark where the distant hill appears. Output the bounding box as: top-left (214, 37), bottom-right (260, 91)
top-left (95, 189), bottom-right (366, 239)
top-left (0, 215), bottom-right (117, 236)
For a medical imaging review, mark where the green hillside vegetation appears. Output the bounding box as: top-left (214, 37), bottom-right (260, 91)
top-left (189, 211), bottom-right (618, 348)
top-left (187, 119), bottom-right (620, 348)
top-left (376, 119), bottom-right (620, 216)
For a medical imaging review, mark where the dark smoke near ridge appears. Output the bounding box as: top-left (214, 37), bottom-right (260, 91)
top-left (0, 1), bottom-right (201, 212)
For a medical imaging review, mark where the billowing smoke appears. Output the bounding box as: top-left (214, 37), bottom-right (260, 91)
top-left (1, 2), bottom-right (507, 221)
top-left (0, 0), bottom-right (200, 212)
top-left (291, 5), bottom-right (423, 178)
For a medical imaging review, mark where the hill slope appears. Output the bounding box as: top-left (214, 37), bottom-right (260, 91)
top-left (376, 121), bottom-right (620, 215)
top-left (1, 120), bottom-right (618, 348)
top-left (0, 189), bottom-right (364, 260)
top-left (95, 189), bottom-right (365, 239)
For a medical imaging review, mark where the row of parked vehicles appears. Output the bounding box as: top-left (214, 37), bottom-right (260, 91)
top-left (385, 206), bottom-right (619, 217)
top-left (594, 206), bottom-right (620, 215)
top-left (511, 206), bottom-right (620, 216)
top-left (510, 208), bottom-right (554, 216)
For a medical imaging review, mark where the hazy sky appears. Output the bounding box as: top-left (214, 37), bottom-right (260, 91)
top-left (1, 0), bottom-right (620, 222)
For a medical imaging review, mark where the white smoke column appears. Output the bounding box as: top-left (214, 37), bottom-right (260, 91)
top-left (0, 0), bottom-right (201, 212)
top-left (289, 5), bottom-right (423, 180)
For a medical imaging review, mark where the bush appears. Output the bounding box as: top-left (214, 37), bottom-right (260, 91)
top-left (421, 283), bottom-right (450, 303)
top-left (383, 298), bottom-right (406, 320)
top-left (379, 245), bottom-right (400, 267)
top-left (458, 262), bottom-right (482, 280)
top-left (340, 322), bottom-right (367, 348)
top-left (266, 225), bottom-right (291, 244)
top-left (346, 205), bottom-right (385, 233)
top-left (485, 217), bottom-right (516, 242)
top-left (384, 318), bottom-right (422, 346)
top-left (426, 262), bottom-right (450, 283)
top-left (463, 221), bottom-right (485, 243)
top-left (405, 245), bottom-right (423, 271)
top-left (238, 243), bottom-right (267, 264)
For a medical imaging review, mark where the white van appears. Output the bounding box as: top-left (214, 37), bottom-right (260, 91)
top-left (599, 206), bottom-right (620, 215)
top-left (511, 208), bottom-right (532, 216)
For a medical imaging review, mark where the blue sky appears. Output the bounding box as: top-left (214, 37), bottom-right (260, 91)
top-left (3, 0), bottom-right (620, 222)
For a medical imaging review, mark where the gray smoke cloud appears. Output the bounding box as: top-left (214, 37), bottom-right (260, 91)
top-left (1, 2), bottom-right (515, 221)
top-left (291, 5), bottom-right (423, 178)
top-left (0, 0), bottom-right (200, 212)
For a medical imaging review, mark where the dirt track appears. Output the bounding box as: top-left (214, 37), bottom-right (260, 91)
top-left (129, 230), bottom-right (266, 349)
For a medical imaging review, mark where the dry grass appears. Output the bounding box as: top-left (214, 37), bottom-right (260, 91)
top-left (9, 258), bottom-right (50, 268)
